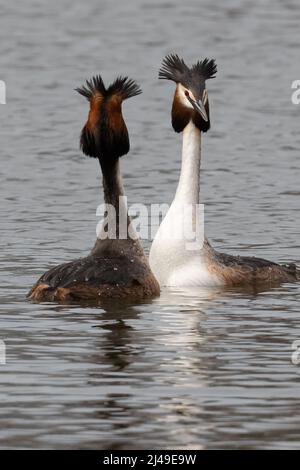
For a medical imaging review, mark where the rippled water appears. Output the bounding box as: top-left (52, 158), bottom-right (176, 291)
top-left (0, 0), bottom-right (300, 450)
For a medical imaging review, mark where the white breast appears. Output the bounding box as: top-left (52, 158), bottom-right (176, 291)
top-left (149, 201), bottom-right (223, 287)
top-left (149, 121), bottom-right (224, 288)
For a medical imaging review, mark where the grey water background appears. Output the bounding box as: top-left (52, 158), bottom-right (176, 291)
top-left (0, 0), bottom-right (300, 449)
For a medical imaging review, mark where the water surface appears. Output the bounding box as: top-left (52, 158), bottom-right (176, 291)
top-left (0, 0), bottom-right (299, 449)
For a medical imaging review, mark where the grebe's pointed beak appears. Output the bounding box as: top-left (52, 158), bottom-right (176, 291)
top-left (183, 89), bottom-right (208, 122)
top-left (190, 98), bottom-right (208, 122)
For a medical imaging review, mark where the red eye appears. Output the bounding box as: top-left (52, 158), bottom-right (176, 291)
top-left (184, 90), bottom-right (189, 97)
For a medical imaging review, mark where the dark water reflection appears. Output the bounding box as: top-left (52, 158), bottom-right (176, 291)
top-left (0, 0), bottom-right (300, 450)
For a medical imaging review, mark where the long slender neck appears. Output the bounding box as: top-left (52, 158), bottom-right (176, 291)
top-left (91, 156), bottom-right (143, 256)
top-left (100, 158), bottom-right (130, 233)
top-left (174, 120), bottom-right (201, 205)
top-left (101, 159), bottom-right (125, 207)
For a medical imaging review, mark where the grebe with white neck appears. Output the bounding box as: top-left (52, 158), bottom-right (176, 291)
top-left (149, 54), bottom-right (297, 287)
top-left (28, 75), bottom-right (160, 302)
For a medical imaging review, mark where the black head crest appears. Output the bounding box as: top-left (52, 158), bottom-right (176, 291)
top-left (107, 76), bottom-right (142, 100)
top-left (76, 74), bottom-right (142, 163)
top-left (75, 75), bottom-right (142, 101)
top-left (159, 54), bottom-right (189, 83)
top-left (159, 54), bottom-right (217, 90)
top-left (75, 75), bottom-right (106, 101)
top-left (192, 58), bottom-right (217, 80)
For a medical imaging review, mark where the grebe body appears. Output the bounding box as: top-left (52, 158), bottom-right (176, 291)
top-left (149, 55), bottom-right (297, 287)
top-left (28, 75), bottom-right (160, 302)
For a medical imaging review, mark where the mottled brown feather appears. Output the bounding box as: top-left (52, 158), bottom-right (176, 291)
top-left (206, 251), bottom-right (297, 286)
top-left (27, 253), bottom-right (160, 303)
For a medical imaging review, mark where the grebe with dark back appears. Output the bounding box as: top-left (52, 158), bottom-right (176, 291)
top-left (28, 75), bottom-right (160, 302)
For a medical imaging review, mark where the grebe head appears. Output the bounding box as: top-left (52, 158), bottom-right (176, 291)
top-left (159, 54), bottom-right (217, 133)
top-left (76, 75), bottom-right (141, 164)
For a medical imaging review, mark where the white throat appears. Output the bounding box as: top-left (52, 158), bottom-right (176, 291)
top-left (175, 120), bottom-right (201, 205)
top-left (149, 119), bottom-right (223, 287)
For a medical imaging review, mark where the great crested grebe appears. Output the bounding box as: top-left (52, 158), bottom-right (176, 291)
top-left (149, 54), bottom-right (298, 287)
top-left (28, 75), bottom-right (160, 302)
